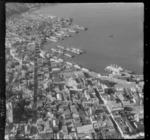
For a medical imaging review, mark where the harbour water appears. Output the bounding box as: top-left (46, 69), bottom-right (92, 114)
top-left (34, 3), bottom-right (143, 74)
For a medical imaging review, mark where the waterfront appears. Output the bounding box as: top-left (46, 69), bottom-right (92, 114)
top-left (34, 3), bottom-right (143, 75)
top-left (5, 3), bottom-right (144, 139)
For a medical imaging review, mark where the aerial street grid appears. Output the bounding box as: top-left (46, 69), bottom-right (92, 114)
top-left (5, 3), bottom-right (144, 140)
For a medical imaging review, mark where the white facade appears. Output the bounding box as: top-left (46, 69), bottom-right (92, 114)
top-left (6, 102), bottom-right (13, 123)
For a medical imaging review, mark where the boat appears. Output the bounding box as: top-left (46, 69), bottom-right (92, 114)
top-left (57, 49), bottom-right (64, 54)
top-left (58, 58), bottom-right (63, 62)
top-left (68, 28), bottom-right (77, 33)
top-left (46, 37), bottom-right (58, 42)
top-left (57, 45), bottom-right (84, 55)
top-left (66, 61), bottom-right (73, 66)
top-left (82, 68), bottom-right (89, 72)
top-left (84, 27), bottom-right (88, 31)
top-left (50, 39), bottom-right (58, 42)
top-left (74, 64), bottom-right (81, 69)
top-left (70, 49), bottom-right (81, 55)
top-left (56, 36), bottom-right (64, 40)
top-left (59, 30), bottom-right (66, 34)
top-left (51, 48), bottom-right (57, 52)
top-left (72, 25), bottom-right (88, 31)
top-left (50, 36), bottom-right (58, 40)
top-left (63, 34), bottom-right (71, 37)
top-left (57, 45), bottom-right (65, 50)
top-left (60, 28), bottom-right (68, 31)
top-left (55, 33), bottom-right (63, 37)
top-left (64, 53), bottom-right (74, 58)
top-left (109, 34), bottom-right (113, 37)
top-left (51, 48), bottom-right (64, 54)
top-left (66, 47), bottom-right (71, 51)
top-left (70, 47), bottom-right (84, 54)
top-left (78, 26), bottom-right (86, 30)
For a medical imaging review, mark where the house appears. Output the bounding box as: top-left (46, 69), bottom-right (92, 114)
top-left (115, 92), bottom-right (131, 106)
top-left (77, 124), bottom-right (95, 134)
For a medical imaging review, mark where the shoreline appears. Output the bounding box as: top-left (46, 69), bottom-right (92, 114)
top-left (6, 4), bottom-right (143, 75)
top-left (6, 4), bottom-right (144, 140)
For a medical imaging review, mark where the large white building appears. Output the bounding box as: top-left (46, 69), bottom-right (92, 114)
top-left (105, 65), bottom-right (123, 75)
top-left (6, 102), bottom-right (13, 123)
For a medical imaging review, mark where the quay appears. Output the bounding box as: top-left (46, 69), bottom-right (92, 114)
top-left (57, 45), bottom-right (85, 55)
top-left (5, 5), bottom-right (144, 140)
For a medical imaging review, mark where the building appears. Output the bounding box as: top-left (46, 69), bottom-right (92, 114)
top-left (115, 92), bottom-right (131, 106)
top-left (77, 124), bottom-right (95, 134)
top-left (6, 102), bottom-right (13, 123)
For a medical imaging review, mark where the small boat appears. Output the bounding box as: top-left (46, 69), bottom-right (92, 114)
top-left (68, 28), bottom-right (77, 33)
top-left (57, 45), bottom-right (84, 54)
top-left (62, 33), bottom-right (71, 37)
top-left (59, 31), bottom-right (66, 34)
top-left (46, 37), bottom-right (58, 42)
top-left (66, 61), bottom-right (73, 66)
top-left (58, 58), bottom-right (64, 62)
top-left (74, 65), bottom-right (81, 69)
top-left (57, 45), bottom-right (65, 50)
top-left (55, 33), bottom-right (63, 37)
top-left (66, 47), bottom-right (71, 51)
top-left (51, 48), bottom-right (57, 52)
top-left (109, 34), bottom-right (113, 37)
top-left (64, 53), bottom-right (74, 58)
top-left (51, 48), bottom-right (64, 55)
top-left (84, 27), bottom-right (88, 31)
top-left (60, 28), bottom-right (68, 31)
top-left (57, 49), bottom-right (64, 54)
top-left (70, 49), bottom-right (81, 55)
top-left (82, 68), bottom-right (89, 72)
top-left (72, 25), bottom-right (87, 31)
top-left (50, 36), bottom-right (58, 40)
top-left (70, 47), bottom-right (84, 54)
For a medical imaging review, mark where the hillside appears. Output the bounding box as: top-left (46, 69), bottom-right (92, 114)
top-left (6, 3), bottom-right (43, 18)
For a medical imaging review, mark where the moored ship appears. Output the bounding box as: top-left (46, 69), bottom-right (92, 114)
top-left (105, 64), bottom-right (133, 76)
top-left (46, 37), bottom-right (58, 42)
top-left (57, 45), bottom-right (65, 50)
top-left (57, 45), bottom-right (85, 54)
top-left (64, 53), bottom-right (74, 58)
top-left (105, 64), bottom-right (123, 74)
top-left (70, 47), bottom-right (85, 54)
top-left (72, 25), bottom-right (88, 31)
top-left (68, 28), bottom-right (78, 33)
